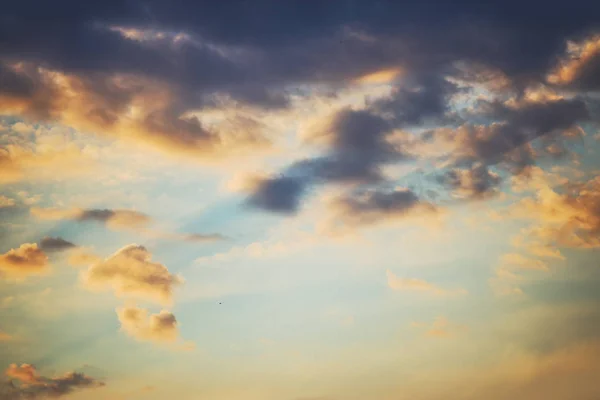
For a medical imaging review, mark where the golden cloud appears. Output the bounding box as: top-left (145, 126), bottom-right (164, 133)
top-left (0, 243), bottom-right (49, 280)
top-left (387, 270), bottom-right (467, 296)
top-left (82, 244), bottom-right (182, 305)
top-left (0, 62), bottom-right (270, 161)
top-left (116, 305), bottom-right (179, 344)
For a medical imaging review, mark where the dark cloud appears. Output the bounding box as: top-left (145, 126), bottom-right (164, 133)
top-left (373, 73), bottom-right (459, 126)
top-left (1, 0), bottom-right (599, 159)
top-left (246, 108), bottom-right (405, 214)
top-left (39, 237), bottom-right (77, 252)
top-left (439, 163), bottom-right (502, 200)
top-left (328, 188), bottom-right (437, 228)
top-left (2, 363), bottom-right (104, 399)
top-left (246, 176), bottom-right (309, 215)
top-left (299, 109), bottom-right (399, 182)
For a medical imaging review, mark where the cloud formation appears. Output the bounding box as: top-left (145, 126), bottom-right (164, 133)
top-left (82, 244), bottom-right (182, 305)
top-left (116, 305), bottom-right (179, 344)
top-left (3, 363), bottom-right (104, 399)
top-left (38, 237), bottom-right (76, 252)
top-left (31, 207), bottom-right (151, 231)
top-left (387, 270), bottom-right (467, 296)
top-left (327, 188), bottom-right (437, 229)
top-left (0, 243), bottom-right (48, 280)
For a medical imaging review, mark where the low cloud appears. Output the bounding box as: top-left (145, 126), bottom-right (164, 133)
top-left (39, 237), bottom-right (76, 252)
top-left (82, 244), bottom-right (182, 305)
top-left (3, 363), bottom-right (104, 399)
top-left (0, 243), bottom-right (48, 280)
top-left (116, 305), bottom-right (179, 344)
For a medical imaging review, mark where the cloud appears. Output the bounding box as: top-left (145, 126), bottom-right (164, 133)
top-left (0, 243), bottom-right (48, 280)
top-left (67, 249), bottom-right (102, 267)
top-left (510, 176), bottom-right (600, 249)
top-left (0, 332), bottom-right (12, 342)
top-left (246, 176), bottom-right (310, 214)
top-left (116, 305), bottom-right (179, 344)
top-left (30, 207), bottom-right (225, 242)
top-left (439, 163), bottom-right (502, 200)
top-left (0, 142), bottom-right (95, 185)
top-left (82, 245), bottom-right (182, 305)
top-left (3, 363), bottom-right (104, 399)
top-left (387, 270), bottom-right (467, 296)
top-left (411, 316), bottom-right (467, 338)
top-left (31, 207), bottom-right (151, 231)
top-left (548, 35), bottom-right (600, 90)
top-left (38, 237), bottom-right (76, 252)
top-left (499, 253), bottom-right (549, 272)
top-left (180, 233), bottom-right (228, 243)
top-left (327, 188), bottom-right (438, 229)
top-left (0, 196), bottom-right (16, 208)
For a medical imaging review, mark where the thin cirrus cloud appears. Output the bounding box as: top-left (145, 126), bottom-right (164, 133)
top-left (30, 207), bottom-right (226, 243)
top-left (387, 270), bottom-right (467, 296)
top-left (30, 207), bottom-right (151, 231)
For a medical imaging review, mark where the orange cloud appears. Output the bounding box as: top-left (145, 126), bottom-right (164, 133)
top-left (116, 305), bottom-right (179, 344)
top-left (30, 207), bottom-right (151, 231)
top-left (0, 142), bottom-right (95, 185)
top-left (82, 245), bottom-right (182, 305)
top-left (387, 270), bottom-right (467, 296)
top-left (548, 35), bottom-right (600, 86)
top-left (4, 363), bottom-right (104, 398)
top-left (510, 177), bottom-right (600, 249)
top-left (0, 243), bottom-right (49, 280)
top-left (0, 62), bottom-right (270, 161)
top-left (6, 364), bottom-right (39, 384)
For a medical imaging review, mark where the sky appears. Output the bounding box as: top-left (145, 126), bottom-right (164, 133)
top-left (1, 1), bottom-right (600, 399)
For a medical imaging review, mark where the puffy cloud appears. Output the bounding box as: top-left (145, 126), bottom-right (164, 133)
top-left (82, 245), bottom-right (182, 305)
top-left (0, 243), bottom-right (48, 280)
top-left (3, 363), bottom-right (104, 399)
top-left (38, 237), bottom-right (76, 252)
top-left (116, 305), bottom-right (179, 344)
top-left (387, 270), bottom-right (467, 296)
